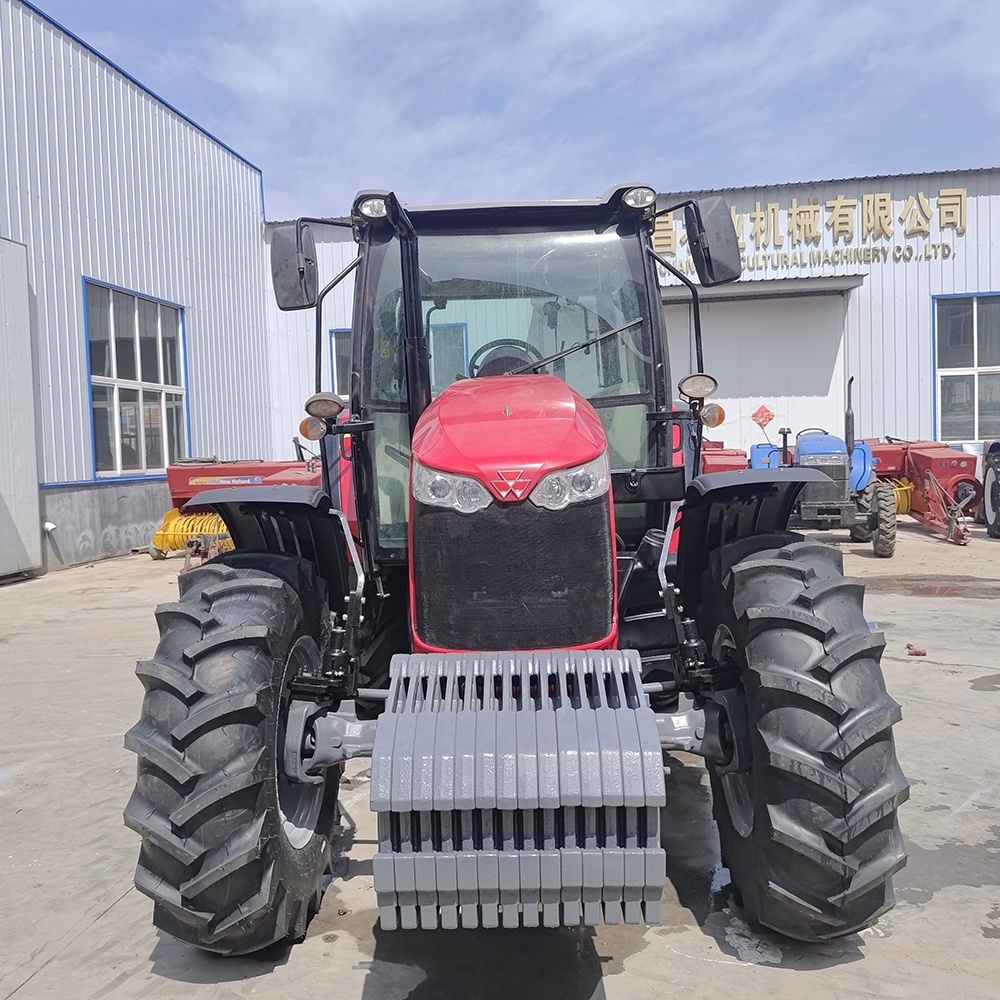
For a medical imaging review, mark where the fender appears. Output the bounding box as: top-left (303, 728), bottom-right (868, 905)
top-left (183, 485), bottom-right (354, 610)
top-left (675, 468), bottom-right (830, 616)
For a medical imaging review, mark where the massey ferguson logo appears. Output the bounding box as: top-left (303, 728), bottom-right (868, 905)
top-left (491, 469), bottom-right (531, 500)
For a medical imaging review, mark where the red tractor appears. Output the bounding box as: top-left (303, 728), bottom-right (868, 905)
top-left (124, 185), bottom-right (907, 953)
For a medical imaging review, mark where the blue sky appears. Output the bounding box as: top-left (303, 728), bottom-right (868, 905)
top-left (31, 0), bottom-right (1000, 220)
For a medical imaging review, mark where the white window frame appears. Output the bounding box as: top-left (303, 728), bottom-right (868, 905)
top-left (86, 281), bottom-right (187, 477)
top-left (935, 293), bottom-right (1000, 442)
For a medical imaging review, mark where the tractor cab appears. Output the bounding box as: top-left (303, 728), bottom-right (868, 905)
top-left (340, 187), bottom-right (709, 564)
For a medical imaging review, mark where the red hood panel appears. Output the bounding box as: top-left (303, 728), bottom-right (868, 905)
top-left (411, 375), bottom-right (608, 501)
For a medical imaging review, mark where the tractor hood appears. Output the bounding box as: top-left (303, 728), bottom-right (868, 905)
top-left (410, 374), bottom-right (608, 502)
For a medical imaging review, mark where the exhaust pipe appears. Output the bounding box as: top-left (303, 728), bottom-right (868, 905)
top-left (845, 376), bottom-right (855, 457)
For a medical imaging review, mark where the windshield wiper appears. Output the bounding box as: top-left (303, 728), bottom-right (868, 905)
top-left (507, 318), bottom-right (643, 375)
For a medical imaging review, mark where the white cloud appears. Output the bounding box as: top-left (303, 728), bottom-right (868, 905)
top-left (29, 0), bottom-right (1000, 217)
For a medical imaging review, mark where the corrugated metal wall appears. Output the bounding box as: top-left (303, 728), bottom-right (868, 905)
top-left (264, 225), bottom-right (357, 460)
top-left (660, 170), bottom-right (1000, 442)
top-left (0, 0), bottom-right (271, 483)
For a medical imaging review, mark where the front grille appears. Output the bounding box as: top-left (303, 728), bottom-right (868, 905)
top-left (798, 456), bottom-right (850, 503)
top-left (413, 497), bottom-right (614, 650)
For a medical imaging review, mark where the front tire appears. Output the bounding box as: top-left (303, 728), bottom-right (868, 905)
top-left (702, 534), bottom-right (908, 941)
top-left (871, 481), bottom-right (897, 558)
top-left (985, 457), bottom-right (1000, 538)
top-left (849, 481), bottom-right (875, 543)
top-left (124, 554), bottom-right (340, 955)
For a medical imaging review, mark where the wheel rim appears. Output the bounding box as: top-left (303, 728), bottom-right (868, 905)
top-left (986, 466), bottom-right (998, 525)
top-left (712, 625), bottom-right (754, 838)
top-left (277, 637), bottom-right (325, 851)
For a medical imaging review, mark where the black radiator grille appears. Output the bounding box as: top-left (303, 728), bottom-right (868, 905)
top-left (413, 497), bottom-right (614, 650)
top-left (798, 457), bottom-right (850, 503)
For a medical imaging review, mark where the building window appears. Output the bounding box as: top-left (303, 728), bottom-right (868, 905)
top-left (86, 282), bottom-right (186, 476)
top-left (937, 294), bottom-right (1000, 441)
top-left (329, 328), bottom-right (352, 396)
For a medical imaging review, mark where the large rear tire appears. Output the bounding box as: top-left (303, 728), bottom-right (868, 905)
top-left (702, 534), bottom-right (908, 941)
top-left (985, 457), bottom-right (1000, 538)
top-left (124, 554), bottom-right (341, 955)
top-left (871, 481), bottom-right (897, 558)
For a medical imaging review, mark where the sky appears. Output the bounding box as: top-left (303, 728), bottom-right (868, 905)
top-left (27, 0), bottom-right (1000, 221)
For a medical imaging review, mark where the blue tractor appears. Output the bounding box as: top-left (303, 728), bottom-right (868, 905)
top-left (749, 379), bottom-right (897, 557)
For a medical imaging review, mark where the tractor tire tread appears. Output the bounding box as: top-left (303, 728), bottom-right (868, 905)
top-left (134, 659), bottom-right (204, 703)
top-left (850, 482), bottom-right (877, 542)
top-left (872, 483), bottom-right (897, 558)
top-left (818, 699), bottom-right (903, 762)
top-left (169, 748), bottom-right (266, 827)
top-left (124, 791), bottom-right (205, 865)
top-left (154, 602), bottom-right (217, 634)
top-left (124, 722), bottom-right (203, 786)
top-left (811, 631), bottom-right (886, 681)
top-left (170, 690), bottom-right (265, 747)
top-left (705, 538), bottom-right (907, 942)
top-left (180, 813), bottom-right (267, 898)
top-left (181, 625), bottom-right (272, 666)
top-left (985, 462), bottom-right (1000, 538)
top-left (125, 555), bottom-right (339, 956)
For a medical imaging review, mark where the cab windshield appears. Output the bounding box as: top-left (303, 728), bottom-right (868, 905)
top-left (359, 222), bottom-right (660, 552)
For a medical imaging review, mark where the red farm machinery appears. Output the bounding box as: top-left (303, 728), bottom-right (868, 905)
top-left (867, 438), bottom-right (983, 545)
top-left (124, 185), bottom-right (907, 954)
top-left (149, 458), bottom-right (322, 561)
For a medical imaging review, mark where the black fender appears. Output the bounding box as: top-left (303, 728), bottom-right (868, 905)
top-left (183, 486), bottom-right (354, 612)
top-left (675, 468), bottom-right (829, 617)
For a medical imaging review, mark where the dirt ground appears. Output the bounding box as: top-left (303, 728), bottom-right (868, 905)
top-left (0, 519), bottom-right (998, 999)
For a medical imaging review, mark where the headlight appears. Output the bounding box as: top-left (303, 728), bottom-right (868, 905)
top-left (678, 372), bottom-right (718, 400)
top-left (799, 453), bottom-right (845, 466)
top-left (304, 391), bottom-right (346, 419)
top-left (529, 452), bottom-right (610, 511)
top-left (623, 186), bottom-right (656, 210)
top-left (412, 459), bottom-right (493, 514)
top-left (358, 197), bottom-right (388, 219)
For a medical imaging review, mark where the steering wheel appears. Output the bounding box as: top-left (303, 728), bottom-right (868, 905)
top-left (468, 338), bottom-right (544, 378)
top-left (796, 427), bottom-right (829, 437)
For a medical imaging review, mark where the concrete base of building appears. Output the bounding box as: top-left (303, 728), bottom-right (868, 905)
top-left (38, 479), bottom-right (171, 572)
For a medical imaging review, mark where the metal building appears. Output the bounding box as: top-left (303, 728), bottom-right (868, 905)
top-left (0, 0), bottom-right (271, 573)
top-left (657, 170), bottom-right (1000, 455)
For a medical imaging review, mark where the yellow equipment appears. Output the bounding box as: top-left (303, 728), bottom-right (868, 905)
top-left (890, 478), bottom-right (913, 515)
top-left (149, 508), bottom-right (233, 560)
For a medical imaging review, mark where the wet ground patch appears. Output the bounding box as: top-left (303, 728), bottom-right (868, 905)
top-left (864, 575), bottom-right (1000, 599)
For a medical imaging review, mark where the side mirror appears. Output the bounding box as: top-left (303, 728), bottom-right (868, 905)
top-left (270, 222), bottom-right (318, 310)
top-left (683, 197), bottom-right (742, 287)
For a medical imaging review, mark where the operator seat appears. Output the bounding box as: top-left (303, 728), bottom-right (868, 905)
top-left (473, 345), bottom-right (537, 378)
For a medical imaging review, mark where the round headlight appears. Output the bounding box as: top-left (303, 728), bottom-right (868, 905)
top-left (678, 372), bottom-right (719, 400)
top-left (535, 477), bottom-right (567, 507)
top-left (304, 391), bottom-right (346, 420)
top-left (428, 476), bottom-right (452, 500)
top-left (456, 479), bottom-right (491, 513)
top-left (358, 197), bottom-right (388, 219)
top-left (623, 186), bottom-right (657, 210)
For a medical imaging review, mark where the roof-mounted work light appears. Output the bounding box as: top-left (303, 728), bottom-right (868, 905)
top-left (622, 186), bottom-right (657, 210)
